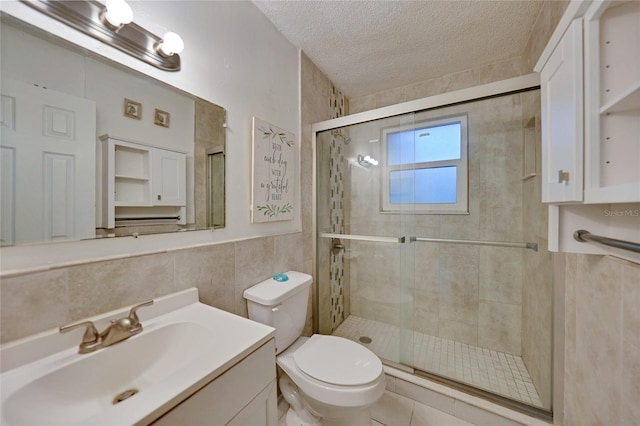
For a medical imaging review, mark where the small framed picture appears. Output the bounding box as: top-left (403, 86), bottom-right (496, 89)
top-left (154, 109), bottom-right (170, 128)
top-left (123, 98), bottom-right (142, 120)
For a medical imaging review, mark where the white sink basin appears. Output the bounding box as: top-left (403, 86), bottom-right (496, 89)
top-left (0, 288), bottom-right (275, 426)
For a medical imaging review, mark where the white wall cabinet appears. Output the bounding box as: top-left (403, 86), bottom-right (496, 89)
top-left (537, 1), bottom-right (640, 205)
top-left (537, 0), bottom-right (640, 261)
top-left (152, 340), bottom-right (278, 426)
top-left (151, 148), bottom-right (187, 206)
top-left (583, 0), bottom-right (640, 203)
top-left (99, 135), bottom-right (186, 229)
top-left (540, 18), bottom-right (584, 203)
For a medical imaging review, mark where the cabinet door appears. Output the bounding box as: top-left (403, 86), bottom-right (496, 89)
top-left (227, 380), bottom-right (278, 426)
top-left (151, 341), bottom-right (276, 426)
top-left (540, 18), bottom-right (584, 203)
top-left (151, 149), bottom-right (186, 206)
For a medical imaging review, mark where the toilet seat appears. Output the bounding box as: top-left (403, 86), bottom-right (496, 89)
top-left (276, 335), bottom-right (386, 409)
top-left (293, 335), bottom-right (382, 386)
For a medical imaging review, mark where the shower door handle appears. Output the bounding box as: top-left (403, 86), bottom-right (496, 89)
top-left (320, 232), bottom-right (405, 244)
top-left (331, 239), bottom-right (345, 255)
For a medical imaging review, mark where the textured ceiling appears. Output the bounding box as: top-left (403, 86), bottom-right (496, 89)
top-left (253, 0), bottom-right (543, 99)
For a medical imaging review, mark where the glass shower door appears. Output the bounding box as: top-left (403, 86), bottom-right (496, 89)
top-left (315, 87), bottom-right (552, 414)
top-left (315, 112), bottom-right (417, 368)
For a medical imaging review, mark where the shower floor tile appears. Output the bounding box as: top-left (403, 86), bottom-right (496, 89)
top-left (332, 315), bottom-right (543, 408)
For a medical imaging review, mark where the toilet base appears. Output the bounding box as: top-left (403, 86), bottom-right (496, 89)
top-left (280, 373), bottom-right (376, 426)
top-left (284, 405), bottom-right (373, 426)
top-left (285, 406), bottom-right (321, 426)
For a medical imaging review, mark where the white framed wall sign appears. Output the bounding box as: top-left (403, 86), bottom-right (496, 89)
top-left (251, 117), bottom-right (295, 223)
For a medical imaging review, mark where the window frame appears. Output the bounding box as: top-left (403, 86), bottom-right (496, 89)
top-left (381, 114), bottom-right (469, 214)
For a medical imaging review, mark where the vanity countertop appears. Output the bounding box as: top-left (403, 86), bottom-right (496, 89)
top-left (0, 288), bottom-right (276, 425)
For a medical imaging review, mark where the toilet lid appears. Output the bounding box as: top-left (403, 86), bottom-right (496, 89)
top-left (293, 335), bottom-right (382, 386)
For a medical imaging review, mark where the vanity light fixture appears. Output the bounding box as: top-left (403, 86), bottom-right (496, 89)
top-left (357, 155), bottom-right (378, 168)
top-left (101, 0), bottom-right (133, 30)
top-left (156, 32), bottom-right (184, 57)
top-left (21, 0), bottom-right (183, 71)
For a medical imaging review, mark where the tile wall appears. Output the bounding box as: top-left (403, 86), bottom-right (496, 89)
top-left (560, 253), bottom-right (640, 425)
top-left (1, 51), bottom-right (341, 346)
top-left (328, 88), bottom-right (348, 332)
top-left (341, 0), bottom-right (569, 410)
top-left (194, 98), bottom-right (226, 229)
top-left (347, 92), bottom-right (530, 356)
top-left (301, 52), bottom-right (350, 335)
top-left (520, 91), bottom-right (553, 408)
top-left (0, 233), bottom-right (305, 344)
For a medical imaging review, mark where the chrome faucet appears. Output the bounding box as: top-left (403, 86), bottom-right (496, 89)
top-left (60, 300), bottom-right (154, 354)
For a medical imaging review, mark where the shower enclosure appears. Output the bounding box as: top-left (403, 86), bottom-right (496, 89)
top-left (314, 75), bottom-right (552, 415)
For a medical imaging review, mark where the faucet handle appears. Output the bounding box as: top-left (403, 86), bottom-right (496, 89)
top-left (127, 300), bottom-right (154, 328)
top-left (59, 321), bottom-right (101, 353)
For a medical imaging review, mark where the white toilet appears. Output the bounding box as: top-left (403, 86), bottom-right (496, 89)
top-left (244, 271), bottom-right (385, 426)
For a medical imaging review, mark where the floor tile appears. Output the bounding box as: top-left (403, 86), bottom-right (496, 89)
top-left (410, 401), bottom-right (476, 426)
top-left (371, 391), bottom-right (414, 426)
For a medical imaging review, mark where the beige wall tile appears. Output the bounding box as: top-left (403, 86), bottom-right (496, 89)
top-left (301, 52), bottom-right (340, 334)
top-left (522, 0), bottom-right (571, 71)
top-left (478, 301), bottom-right (521, 355)
top-left (564, 255), bottom-right (627, 425)
top-left (234, 236), bottom-right (275, 317)
top-left (454, 400), bottom-right (524, 426)
top-left (394, 378), bottom-right (456, 415)
top-left (0, 235), bottom-right (299, 343)
top-left (66, 253), bottom-right (175, 321)
top-left (349, 57), bottom-right (527, 114)
top-left (274, 233), bottom-right (304, 273)
top-left (410, 401), bottom-right (475, 426)
top-left (0, 269), bottom-right (69, 343)
top-left (174, 242), bottom-right (235, 314)
top-left (479, 247), bottom-right (523, 305)
top-left (621, 261), bottom-right (640, 424)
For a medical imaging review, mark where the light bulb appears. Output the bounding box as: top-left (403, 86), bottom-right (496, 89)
top-left (371, 159), bottom-right (379, 166)
top-left (157, 32), bottom-right (184, 56)
top-left (364, 155), bottom-right (371, 162)
top-left (104, 0), bottom-right (133, 27)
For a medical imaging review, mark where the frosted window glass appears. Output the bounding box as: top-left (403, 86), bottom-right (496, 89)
top-left (389, 167), bottom-right (457, 204)
top-left (387, 122), bottom-right (461, 166)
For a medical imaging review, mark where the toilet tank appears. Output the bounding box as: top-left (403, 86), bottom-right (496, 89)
top-left (243, 271), bottom-right (312, 354)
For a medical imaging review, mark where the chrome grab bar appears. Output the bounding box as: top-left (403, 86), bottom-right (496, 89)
top-left (320, 232), bottom-right (405, 244)
top-left (410, 236), bottom-right (538, 251)
top-left (573, 230), bottom-right (640, 254)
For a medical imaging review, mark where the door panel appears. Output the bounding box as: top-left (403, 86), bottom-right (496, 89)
top-left (0, 79), bottom-right (96, 245)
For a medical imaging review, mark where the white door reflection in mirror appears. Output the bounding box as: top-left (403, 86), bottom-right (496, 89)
top-left (0, 79), bottom-right (96, 246)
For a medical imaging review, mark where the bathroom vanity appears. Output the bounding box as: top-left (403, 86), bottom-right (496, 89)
top-left (152, 339), bottom-right (276, 425)
top-left (0, 288), bottom-right (278, 425)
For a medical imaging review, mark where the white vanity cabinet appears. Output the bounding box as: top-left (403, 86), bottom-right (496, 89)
top-left (152, 339), bottom-right (278, 426)
top-left (99, 135), bottom-right (186, 228)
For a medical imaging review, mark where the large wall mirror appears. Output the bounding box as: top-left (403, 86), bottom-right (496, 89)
top-left (0, 15), bottom-right (226, 247)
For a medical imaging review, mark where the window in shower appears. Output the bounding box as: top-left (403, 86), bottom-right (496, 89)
top-left (381, 114), bottom-right (468, 213)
